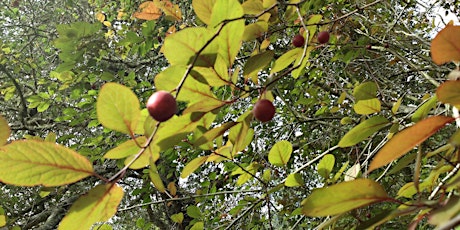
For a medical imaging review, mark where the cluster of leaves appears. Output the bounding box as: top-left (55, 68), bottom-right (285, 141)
top-left (2, 0), bottom-right (460, 229)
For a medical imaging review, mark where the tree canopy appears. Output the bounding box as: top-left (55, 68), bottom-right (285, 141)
top-left (1, 0), bottom-right (460, 229)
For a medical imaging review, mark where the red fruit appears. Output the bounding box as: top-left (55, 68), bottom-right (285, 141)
top-left (292, 34), bottom-right (305, 47)
top-left (317, 31), bottom-right (330, 44)
top-left (253, 99), bottom-right (275, 122)
top-left (146, 91), bottom-right (177, 122)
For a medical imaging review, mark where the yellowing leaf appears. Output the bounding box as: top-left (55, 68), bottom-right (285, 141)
top-left (95, 12), bottom-right (105, 22)
top-left (302, 179), bottom-right (389, 217)
top-left (0, 115), bottom-right (10, 146)
top-left (97, 83), bottom-right (141, 134)
top-left (171, 212), bottom-right (184, 224)
top-left (436, 80), bottom-right (460, 106)
top-left (155, 0), bottom-right (182, 21)
top-left (58, 183), bottom-right (124, 230)
top-left (243, 51), bottom-right (274, 79)
top-left (338, 116), bottom-right (390, 147)
top-left (285, 173), bottom-right (304, 187)
top-left (242, 21), bottom-right (268, 41)
top-left (431, 24), bottom-right (460, 65)
top-left (210, 0), bottom-right (244, 67)
top-left (181, 156), bottom-right (208, 178)
top-left (192, 0), bottom-right (216, 25)
top-left (150, 161), bottom-right (165, 192)
top-left (317, 154), bottom-right (335, 180)
top-left (268, 140), bottom-right (292, 166)
top-left (270, 48), bottom-right (302, 74)
top-left (391, 98), bottom-right (403, 114)
top-left (411, 95), bottom-right (437, 122)
top-left (369, 116), bottom-right (454, 172)
top-left (353, 82), bottom-right (378, 100)
top-left (194, 121), bottom-right (238, 147)
top-left (242, 0), bottom-right (264, 15)
top-left (0, 141), bottom-right (93, 186)
top-left (134, 1), bottom-right (162, 20)
top-left (353, 98), bottom-right (381, 115)
top-left (163, 27), bottom-right (219, 67)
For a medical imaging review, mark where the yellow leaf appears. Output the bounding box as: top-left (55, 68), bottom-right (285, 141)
top-left (0, 115), bottom-right (10, 146)
top-left (58, 184), bottom-right (123, 230)
top-left (133, 1), bottom-right (162, 20)
top-left (0, 140), bottom-right (93, 186)
top-left (155, 0), bottom-right (182, 21)
top-left (95, 12), bottom-right (105, 22)
top-left (431, 24), bottom-right (460, 65)
top-left (369, 116), bottom-right (454, 172)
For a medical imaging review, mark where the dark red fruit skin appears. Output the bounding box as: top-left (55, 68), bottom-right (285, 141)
top-left (253, 99), bottom-right (275, 122)
top-left (292, 34), bottom-right (305, 47)
top-left (146, 91), bottom-right (177, 122)
top-left (317, 31), bottom-right (330, 44)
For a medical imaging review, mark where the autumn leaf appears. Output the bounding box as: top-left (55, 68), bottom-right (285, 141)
top-left (134, 1), bottom-right (162, 20)
top-left (58, 183), bottom-right (124, 230)
top-left (0, 140), bottom-right (94, 186)
top-left (0, 115), bottom-right (10, 146)
top-left (431, 24), bottom-right (460, 65)
top-left (369, 116), bottom-right (454, 172)
top-left (436, 80), bottom-right (460, 106)
top-left (302, 179), bottom-right (389, 217)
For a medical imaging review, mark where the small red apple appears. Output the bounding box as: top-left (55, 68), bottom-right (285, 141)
top-left (146, 91), bottom-right (177, 122)
top-left (292, 34), bottom-right (305, 47)
top-left (317, 31), bottom-right (330, 44)
top-left (253, 99), bottom-right (275, 122)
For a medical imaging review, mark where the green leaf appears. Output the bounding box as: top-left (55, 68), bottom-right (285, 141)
top-left (97, 83), bottom-right (141, 134)
top-left (0, 140), bottom-right (93, 186)
top-left (190, 222), bottom-right (204, 230)
top-left (194, 121), bottom-right (238, 147)
top-left (171, 212), bottom-right (184, 224)
top-left (58, 183), bottom-right (124, 230)
top-left (0, 206), bottom-right (5, 227)
top-left (192, 0), bottom-right (216, 25)
top-left (302, 179), bottom-right (389, 217)
top-left (181, 156), bottom-right (208, 178)
top-left (0, 115), bottom-right (10, 146)
top-left (411, 95), bottom-right (437, 122)
top-left (317, 154), bottom-right (335, 180)
top-left (187, 205), bottom-right (202, 219)
top-left (210, 0), bottom-right (244, 67)
top-left (270, 48), bottom-right (302, 74)
top-left (437, 80), bottom-right (460, 106)
top-left (163, 27), bottom-right (218, 67)
top-left (369, 116), bottom-right (454, 172)
top-left (268, 140), bottom-right (293, 167)
top-left (285, 173), bottom-right (304, 187)
top-left (103, 136), bottom-right (158, 170)
top-left (338, 116), bottom-right (390, 147)
top-left (149, 160), bottom-right (166, 193)
top-left (353, 82), bottom-right (378, 101)
top-left (353, 98), bottom-right (381, 115)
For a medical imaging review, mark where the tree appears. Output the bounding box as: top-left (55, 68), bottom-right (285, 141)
top-left (1, 0), bottom-right (460, 229)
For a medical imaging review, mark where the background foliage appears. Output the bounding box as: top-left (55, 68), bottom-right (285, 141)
top-left (1, 0), bottom-right (460, 229)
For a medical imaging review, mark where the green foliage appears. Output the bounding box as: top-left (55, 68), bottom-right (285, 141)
top-left (2, 0), bottom-right (460, 229)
